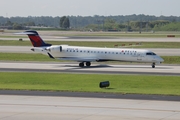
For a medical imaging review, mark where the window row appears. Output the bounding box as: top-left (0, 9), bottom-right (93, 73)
top-left (66, 50), bottom-right (138, 55)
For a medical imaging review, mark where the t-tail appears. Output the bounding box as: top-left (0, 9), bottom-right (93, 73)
top-left (18, 30), bottom-right (51, 47)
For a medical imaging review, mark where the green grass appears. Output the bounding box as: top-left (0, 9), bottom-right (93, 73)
top-left (0, 72), bottom-right (180, 95)
top-left (0, 53), bottom-right (180, 64)
top-left (0, 35), bottom-right (24, 38)
top-left (162, 56), bottom-right (180, 64)
top-left (1, 40), bottom-right (180, 48)
top-left (0, 53), bottom-right (56, 62)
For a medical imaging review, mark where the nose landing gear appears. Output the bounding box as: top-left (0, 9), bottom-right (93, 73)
top-left (152, 62), bottom-right (155, 68)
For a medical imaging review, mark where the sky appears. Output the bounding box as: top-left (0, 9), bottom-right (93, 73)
top-left (0, 0), bottom-right (180, 17)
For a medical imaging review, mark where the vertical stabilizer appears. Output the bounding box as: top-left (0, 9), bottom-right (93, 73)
top-left (20, 30), bottom-right (51, 47)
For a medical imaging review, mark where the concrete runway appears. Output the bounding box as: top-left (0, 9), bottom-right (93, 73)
top-left (0, 62), bottom-right (179, 75)
top-left (0, 95), bottom-right (180, 120)
top-left (0, 46), bottom-right (180, 56)
top-left (1, 36), bottom-right (180, 42)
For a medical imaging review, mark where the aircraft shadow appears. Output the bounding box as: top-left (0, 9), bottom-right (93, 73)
top-left (61, 64), bottom-right (113, 69)
top-left (100, 88), bottom-right (115, 90)
top-left (54, 64), bottom-right (172, 70)
top-left (112, 66), bottom-right (172, 69)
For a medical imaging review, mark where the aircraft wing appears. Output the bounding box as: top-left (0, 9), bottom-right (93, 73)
top-left (47, 52), bottom-right (98, 62)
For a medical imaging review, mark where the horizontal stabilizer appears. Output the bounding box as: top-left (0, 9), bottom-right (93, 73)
top-left (15, 32), bottom-right (37, 35)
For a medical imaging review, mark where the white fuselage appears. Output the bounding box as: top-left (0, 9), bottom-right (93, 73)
top-left (33, 45), bottom-right (164, 64)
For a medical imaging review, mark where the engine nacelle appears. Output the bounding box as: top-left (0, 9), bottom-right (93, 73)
top-left (45, 46), bottom-right (62, 52)
top-left (31, 47), bottom-right (45, 53)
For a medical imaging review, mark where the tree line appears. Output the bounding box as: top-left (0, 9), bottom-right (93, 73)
top-left (0, 14), bottom-right (180, 31)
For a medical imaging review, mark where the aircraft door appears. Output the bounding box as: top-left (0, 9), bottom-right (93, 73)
top-left (60, 46), bottom-right (62, 52)
top-left (137, 52), bottom-right (142, 61)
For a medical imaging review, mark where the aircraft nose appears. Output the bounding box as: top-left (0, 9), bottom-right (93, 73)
top-left (159, 57), bottom-right (164, 63)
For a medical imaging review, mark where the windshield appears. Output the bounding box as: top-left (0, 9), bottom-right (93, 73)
top-left (146, 52), bottom-right (156, 55)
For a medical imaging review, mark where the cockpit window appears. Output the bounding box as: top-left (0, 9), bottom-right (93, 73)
top-left (146, 52), bottom-right (156, 55)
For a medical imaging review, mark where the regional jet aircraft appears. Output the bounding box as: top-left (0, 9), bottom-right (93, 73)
top-left (17, 30), bottom-right (164, 68)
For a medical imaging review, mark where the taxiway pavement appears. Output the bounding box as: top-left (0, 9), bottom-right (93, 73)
top-left (1, 36), bottom-right (180, 42)
top-left (0, 62), bottom-right (179, 75)
top-left (0, 95), bottom-right (180, 120)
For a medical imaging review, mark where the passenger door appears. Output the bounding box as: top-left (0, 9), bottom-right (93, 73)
top-left (137, 52), bottom-right (143, 61)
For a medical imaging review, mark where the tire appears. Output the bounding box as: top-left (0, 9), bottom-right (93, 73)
top-left (86, 62), bottom-right (91, 67)
top-left (79, 62), bottom-right (84, 67)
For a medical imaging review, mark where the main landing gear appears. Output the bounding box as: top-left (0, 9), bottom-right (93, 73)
top-left (79, 62), bottom-right (91, 67)
top-left (152, 62), bottom-right (155, 68)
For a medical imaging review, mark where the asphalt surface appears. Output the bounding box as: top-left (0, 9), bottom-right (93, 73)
top-left (0, 62), bottom-right (180, 76)
top-left (1, 36), bottom-right (180, 42)
top-left (1, 90), bottom-right (180, 101)
top-left (1, 94), bottom-right (180, 120)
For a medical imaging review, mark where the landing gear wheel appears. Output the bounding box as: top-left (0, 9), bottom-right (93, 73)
top-left (86, 62), bottom-right (91, 67)
top-left (152, 63), bottom-right (155, 68)
top-left (79, 62), bottom-right (84, 67)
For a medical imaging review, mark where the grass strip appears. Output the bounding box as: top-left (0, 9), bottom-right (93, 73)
top-left (0, 72), bottom-right (180, 95)
top-left (0, 53), bottom-right (179, 64)
top-left (0, 53), bottom-right (56, 62)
